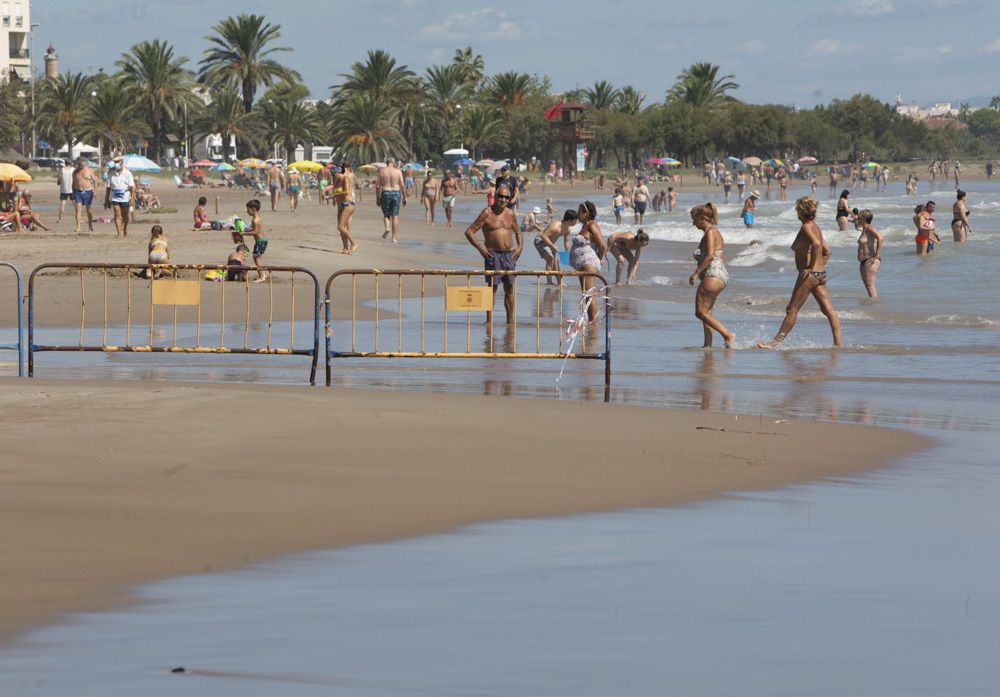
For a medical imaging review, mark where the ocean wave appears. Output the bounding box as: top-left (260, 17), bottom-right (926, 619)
top-left (728, 244), bottom-right (794, 267)
top-left (923, 314), bottom-right (1000, 328)
top-left (642, 275), bottom-right (680, 287)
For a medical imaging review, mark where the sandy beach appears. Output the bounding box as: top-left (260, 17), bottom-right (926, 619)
top-left (0, 378), bottom-right (925, 646)
top-left (0, 172), bottom-right (952, 647)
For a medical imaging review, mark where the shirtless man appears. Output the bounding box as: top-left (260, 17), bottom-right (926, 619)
top-left (266, 163), bottom-right (284, 211)
top-left (72, 157), bottom-right (99, 233)
top-left (632, 177), bottom-right (650, 224)
top-left (440, 170), bottom-right (459, 228)
top-left (376, 158), bottom-right (406, 242)
top-left (533, 209), bottom-right (577, 284)
top-left (464, 184), bottom-right (523, 326)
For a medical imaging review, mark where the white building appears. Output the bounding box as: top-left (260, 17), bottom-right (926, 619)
top-left (895, 96), bottom-right (966, 120)
top-left (0, 0), bottom-right (31, 80)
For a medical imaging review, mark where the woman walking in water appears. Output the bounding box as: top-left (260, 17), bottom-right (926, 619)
top-left (758, 196), bottom-right (842, 348)
top-left (569, 200), bottom-right (606, 325)
top-left (856, 209), bottom-right (883, 299)
top-left (951, 189), bottom-right (970, 242)
top-left (915, 201), bottom-right (940, 255)
top-left (688, 202), bottom-right (734, 348)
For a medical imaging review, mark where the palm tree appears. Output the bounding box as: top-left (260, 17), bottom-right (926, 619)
top-left (334, 49), bottom-right (417, 106)
top-left (199, 14), bottom-right (300, 115)
top-left (460, 104), bottom-right (504, 160)
top-left (584, 80), bottom-right (620, 111)
top-left (487, 71), bottom-right (532, 110)
top-left (329, 94), bottom-right (407, 163)
top-left (616, 85), bottom-right (646, 115)
top-left (990, 95), bottom-right (1000, 111)
top-left (192, 90), bottom-right (258, 160)
top-left (116, 40), bottom-right (197, 160)
top-left (36, 72), bottom-right (93, 157)
top-left (667, 62), bottom-right (739, 109)
top-left (452, 47), bottom-right (485, 87)
top-left (261, 98), bottom-right (320, 161)
top-left (80, 85), bottom-right (148, 161)
top-left (424, 64), bottom-right (469, 120)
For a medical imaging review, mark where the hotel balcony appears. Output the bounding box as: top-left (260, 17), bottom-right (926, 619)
top-left (9, 48), bottom-right (30, 61)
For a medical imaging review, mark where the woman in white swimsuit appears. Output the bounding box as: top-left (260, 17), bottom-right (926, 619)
top-left (688, 203), bottom-right (734, 348)
top-left (570, 200), bottom-right (606, 325)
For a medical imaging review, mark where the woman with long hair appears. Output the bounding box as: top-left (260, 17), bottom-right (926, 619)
top-left (569, 200), bottom-right (606, 325)
top-left (952, 189), bottom-right (970, 242)
top-left (759, 196), bottom-right (842, 348)
top-left (688, 203), bottom-right (734, 348)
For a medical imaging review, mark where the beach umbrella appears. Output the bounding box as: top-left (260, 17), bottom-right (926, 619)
top-left (723, 156), bottom-right (745, 170)
top-left (742, 156), bottom-right (763, 166)
top-left (189, 168), bottom-right (205, 178)
top-left (357, 164), bottom-right (378, 173)
top-left (406, 162), bottom-right (424, 170)
top-left (661, 157), bottom-right (682, 166)
top-left (798, 156), bottom-right (818, 165)
top-left (288, 160), bottom-right (323, 172)
top-left (646, 157), bottom-right (667, 165)
top-left (0, 162), bottom-right (31, 182)
top-left (369, 161), bottom-right (387, 169)
top-left (862, 161), bottom-right (880, 168)
top-left (764, 158), bottom-right (784, 167)
top-left (191, 159), bottom-right (215, 167)
top-left (210, 162), bottom-right (235, 171)
top-left (456, 158), bottom-right (475, 165)
top-left (238, 158), bottom-right (268, 169)
top-left (117, 154), bottom-right (161, 171)
top-left (476, 159), bottom-right (495, 166)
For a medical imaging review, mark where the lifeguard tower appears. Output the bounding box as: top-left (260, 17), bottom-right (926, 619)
top-left (544, 100), bottom-right (594, 174)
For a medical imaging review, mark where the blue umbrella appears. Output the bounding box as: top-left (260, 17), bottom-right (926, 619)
top-left (406, 162), bottom-right (424, 170)
top-left (456, 158), bottom-right (475, 165)
top-left (723, 156), bottom-right (745, 171)
top-left (108, 154), bottom-right (161, 171)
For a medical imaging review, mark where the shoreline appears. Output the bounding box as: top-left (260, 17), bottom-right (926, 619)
top-left (0, 378), bottom-right (929, 648)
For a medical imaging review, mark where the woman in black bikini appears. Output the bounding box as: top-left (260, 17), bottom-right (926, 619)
top-left (836, 190), bottom-right (851, 231)
top-left (758, 196), bottom-right (842, 348)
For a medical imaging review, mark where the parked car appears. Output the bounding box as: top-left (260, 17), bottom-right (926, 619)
top-left (30, 157), bottom-right (65, 169)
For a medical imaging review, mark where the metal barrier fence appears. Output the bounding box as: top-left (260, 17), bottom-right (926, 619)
top-left (28, 263), bottom-right (321, 384)
top-left (0, 261), bottom-right (24, 377)
top-left (324, 269), bottom-right (612, 394)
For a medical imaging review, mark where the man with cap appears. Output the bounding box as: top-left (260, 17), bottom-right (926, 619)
top-left (105, 156), bottom-right (136, 238)
top-left (521, 205), bottom-right (544, 234)
top-left (742, 190), bottom-right (760, 230)
top-left (493, 165), bottom-right (519, 210)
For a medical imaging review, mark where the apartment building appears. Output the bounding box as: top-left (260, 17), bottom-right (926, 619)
top-left (1, 0), bottom-right (31, 80)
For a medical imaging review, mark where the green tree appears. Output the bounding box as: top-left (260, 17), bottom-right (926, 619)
top-left (329, 94), bottom-right (407, 163)
top-left (194, 90), bottom-right (259, 159)
top-left (116, 40), bottom-right (196, 160)
top-left (460, 104), bottom-right (504, 160)
top-left (334, 49), bottom-right (417, 106)
top-left (667, 62), bottom-right (739, 109)
top-left (199, 14), bottom-right (300, 115)
top-left (81, 84), bottom-right (149, 161)
top-left (261, 98), bottom-right (320, 160)
top-left (486, 71), bottom-right (533, 109)
top-left (584, 80), bottom-right (620, 111)
top-left (616, 86), bottom-right (645, 116)
top-left (0, 78), bottom-right (25, 149)
top-left (825, 94), bottom-right (896, 161)
top-left (452, 47), bottom-right (485, 87)
top-left (37, 72), bottom-right (94, 157)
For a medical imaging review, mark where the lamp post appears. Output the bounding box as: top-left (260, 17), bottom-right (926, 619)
top-left (29, 22), bottom-right (40, 158)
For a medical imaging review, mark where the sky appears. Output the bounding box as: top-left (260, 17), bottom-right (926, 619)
top-left (28, 0), bottom-right (1000, 108)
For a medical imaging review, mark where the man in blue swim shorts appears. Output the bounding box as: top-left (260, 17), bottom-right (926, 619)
top-left (71, 158), bottom-right (98, 233)
top-left (376, 158), bottom-right (407, 242)
top-left (464, 183), bottom-right (523, 326)
top-left (742, 190), bottom-right (760, 230)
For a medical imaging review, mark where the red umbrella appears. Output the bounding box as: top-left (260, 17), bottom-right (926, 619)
top-left (191, 159), bottom-right (214, 167)
top-left (189, 168), bottom-right (205, 178)
top-left (797, 156), bottom-right (818, 165)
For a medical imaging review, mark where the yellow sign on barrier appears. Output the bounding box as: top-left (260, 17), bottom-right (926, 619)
top-left (152, 280), bottom-right (201, 306)
top-left (446, 286), bottom-right (493, 312)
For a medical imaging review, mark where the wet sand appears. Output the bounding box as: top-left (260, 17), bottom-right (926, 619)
top-left (0, 379), bottom-right (925, 646)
